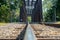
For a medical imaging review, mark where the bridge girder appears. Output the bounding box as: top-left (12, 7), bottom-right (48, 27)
top-left (20, 0), bottom-right (43, 23)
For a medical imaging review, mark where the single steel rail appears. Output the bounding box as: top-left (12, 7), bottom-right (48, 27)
top-left (24, 23), bottom-right (37, 40)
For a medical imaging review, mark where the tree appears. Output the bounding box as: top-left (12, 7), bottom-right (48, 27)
top-left (42, 0), bottom-right (57, 22)
top-left (56, 0), bottom-right (60, 21)
top-left (0, 0), bottom-right (22, 22)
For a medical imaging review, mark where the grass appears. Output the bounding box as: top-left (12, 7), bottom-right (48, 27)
top-left (55, 21), bottom-right (60, 24)
top-left (0, 23), bottom-right (6, 26)
top-left (27, 16), bottom-right (31, 22)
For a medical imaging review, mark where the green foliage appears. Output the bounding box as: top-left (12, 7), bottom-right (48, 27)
top-left (20, 0), bottom-right (23, 7)
top-left (44, 9), bottom-right (54, 22)
top-left (56, 0), bottom-right (60, 21)
top-left (0, 0), bottom-right (23, 22)
top-left (27, 16), bottom-right (31, 22)
top-left (42, 0), bottom-right (58, 22)
top-left (0, 0), bottom-right (7, 5)
top-left (0, 5), bottom-right (10, 22)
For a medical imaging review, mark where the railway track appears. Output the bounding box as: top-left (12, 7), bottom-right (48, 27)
top-left (0, 23), bottom-right (60, 40)
top-left (31, 24), bottom-right (60, 40)
top-left (0, 23), bottom-right (26, 40)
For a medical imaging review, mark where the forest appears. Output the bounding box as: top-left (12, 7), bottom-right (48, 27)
top-left (0, 0), bottom-right (60, 22)
top-left (42, 0), bottom-right (60, 22)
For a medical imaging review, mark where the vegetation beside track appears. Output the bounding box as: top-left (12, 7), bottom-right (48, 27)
top-left (0, 23), bottom-right (6, 26)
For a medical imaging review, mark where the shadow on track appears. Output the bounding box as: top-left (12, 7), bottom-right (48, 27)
top-left (16, 23), bottom-right (28, 40)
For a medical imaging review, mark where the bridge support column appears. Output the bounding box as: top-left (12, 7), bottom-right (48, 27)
top-left (32, 0), bottom-right (43, 23)
top-left (20, 0), bottom-right (27, 22)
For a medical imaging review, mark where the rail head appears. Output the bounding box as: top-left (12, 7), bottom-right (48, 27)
top-left (24, 23), bottom-right (37, 40)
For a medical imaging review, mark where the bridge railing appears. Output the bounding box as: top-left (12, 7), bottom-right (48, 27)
top-left (23, 23), bottom-right (37, 40)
